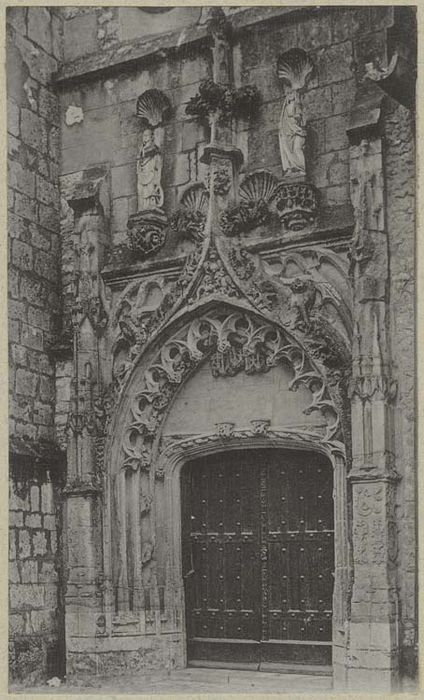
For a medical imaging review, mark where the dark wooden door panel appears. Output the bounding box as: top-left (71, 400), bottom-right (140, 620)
top-left (182, 449), bottom-right (334, 667)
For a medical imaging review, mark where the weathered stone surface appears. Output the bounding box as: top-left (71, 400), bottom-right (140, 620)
top-left (18, 530), bottom-right (31, 558)
top-left (10, 511), bottom-right (24, 527)
top-left (6, 7), bottom-right (27, 36)
top-left (8, 159), bottom-right (36, 197)
top-left (21, 109), bottom-right (49, 154)
top-left (41, 483), bottom-right (55, 514)
top-left (32, 531), bottom-right (48, 557)
top-left (7, 99), bottom-right (20, 137)
top-left (15, 369), bottom-right (38, 397)
top-left (14, 192), bottom-right (37, 222)
top-left (10, 583), bottom-right (45, 609)
top-left (25, 513), bottom-right (42, 529)
top-left (27, 8), bottom-right (52, 56)
top-left (21, 560), bottom-right (38, 583)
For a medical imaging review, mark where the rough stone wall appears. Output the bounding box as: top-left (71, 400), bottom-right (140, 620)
top-left (60, 48), bottom-right (212, 250)
top-left (7, 6), bottom-right (62, 445)
top-left (62, 7), bottom-right (205, 60)
top-left (383, 98), bottom-right (416, 679)
top-left (236, 6), bottom-right (393, 208)
top-left (9, 462), bottom-right (65, 682)
top-left (7, 7), bottom-right (64, 683)
top-left (59, 7), bottom-right (395, 239)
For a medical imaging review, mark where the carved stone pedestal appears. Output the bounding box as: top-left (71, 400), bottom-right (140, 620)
top-left (347, 477), bottom-right (400, 690)
top-left (273, 181), bottom-right (318, 231)
top-left (127, 209), bottom-right (168, 259)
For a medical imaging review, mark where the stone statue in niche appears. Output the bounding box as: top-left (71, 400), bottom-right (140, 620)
top-left (279, 91), bottom-right (307, 175)
top-left (135, 90), bottom-right (171, 210)
top-left (277, 49), bottom-right (313, 178)
top-left (126, 90), bottom-right (171, 259)
top-left (138, 126), bottom-right (164, 211)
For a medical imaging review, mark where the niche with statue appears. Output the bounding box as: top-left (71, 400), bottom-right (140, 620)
top-left (127, 90), bottom-right (172, 259)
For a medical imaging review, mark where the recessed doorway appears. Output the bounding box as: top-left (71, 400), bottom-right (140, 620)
top-left (181, 449), bottom-right (334, 672)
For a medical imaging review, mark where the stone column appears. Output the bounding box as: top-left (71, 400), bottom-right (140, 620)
top-left (64, 186), bottom-right (110, 672)
top-left (201, 9), bottom-right (243, 232)
top-left (346, 94), bottom-right (400, 690)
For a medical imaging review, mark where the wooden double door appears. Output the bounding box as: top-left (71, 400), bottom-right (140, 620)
top-left (181, 449), bottom-right (334, 670)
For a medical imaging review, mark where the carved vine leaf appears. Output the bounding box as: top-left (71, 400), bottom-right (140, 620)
top-left (120, 311), bottom-right (341, 474)
top-left (220, 199), bottom-right (271, 237)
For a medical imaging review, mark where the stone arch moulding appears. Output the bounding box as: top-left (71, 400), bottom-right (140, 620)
top-left (100, 300), bottom-right (352, 674)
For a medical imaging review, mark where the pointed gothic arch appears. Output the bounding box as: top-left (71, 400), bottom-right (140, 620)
top-left (100, 298), bottom-right (351, 670)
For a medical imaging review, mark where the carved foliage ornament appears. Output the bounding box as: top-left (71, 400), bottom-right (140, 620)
top-left (220, 169), bottom-right (319, 235)
top-left (127, 209), bottom-right (168, 259)
top-left (194, 244), bottom-right (240, 301)
top-left (273, 182), bottom-right (318, 231)
top-left (185, 79), bottom-right (261, 125)
top-left (120, 311), bottom-right (340, 474)
top-left (170, 184), bottom-right (209, 242)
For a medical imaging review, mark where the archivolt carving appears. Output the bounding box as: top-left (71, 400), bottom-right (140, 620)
top-left (157, 424), bottom-right (345, 478)
top-left (119, 310), bottom-right (341, 474)
top-left (111, 277), bottom-right (167, 386)
top-left (264, 248), bottom-right (352, 341)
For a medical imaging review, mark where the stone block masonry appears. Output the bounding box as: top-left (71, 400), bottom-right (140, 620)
top-left (7, 6), bottom-right (62, 444)
top-left (9, 460), bottom-right (64, 682)
top-left (7, 6), bottom-right (65, 685)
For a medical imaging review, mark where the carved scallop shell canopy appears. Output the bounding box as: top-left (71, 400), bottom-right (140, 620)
top-left (136, 89), bottom-right (172, 128)
top-left (180, 183), bottom-right (209, 214)
top-left (277, 48), bottom-right (313, 91)
top-left (239, 170), bottom-right (279, 203)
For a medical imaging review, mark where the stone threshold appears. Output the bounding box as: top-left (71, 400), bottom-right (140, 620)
top-left (189, 659), bottom-right (333, 676)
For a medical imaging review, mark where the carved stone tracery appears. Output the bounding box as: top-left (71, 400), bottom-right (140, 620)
top-left (118, 310), bottom-right (341, 476)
